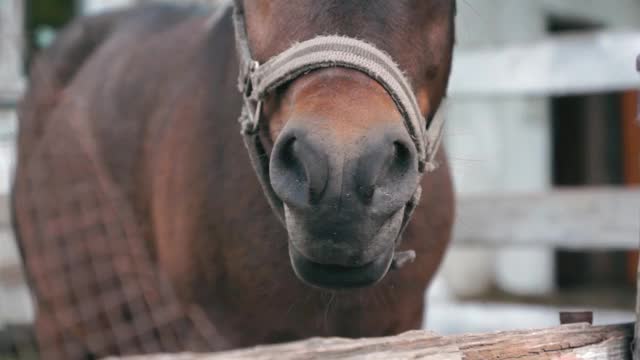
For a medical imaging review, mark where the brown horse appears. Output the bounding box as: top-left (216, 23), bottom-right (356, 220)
top-left (13, 0), bottom-right (455, 356)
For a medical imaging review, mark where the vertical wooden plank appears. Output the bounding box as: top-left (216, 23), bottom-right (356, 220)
top-left (622, 91), bottom-right (640, 184)
top-left (637, 55), bottom-right (640, 122)
top-left (622, 90), bottom-right (640, 291)
top-left (627, 57), bottom-right (640, 290)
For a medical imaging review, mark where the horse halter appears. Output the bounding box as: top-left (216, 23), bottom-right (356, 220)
top-left (231, 4), bottom-right (446, 266)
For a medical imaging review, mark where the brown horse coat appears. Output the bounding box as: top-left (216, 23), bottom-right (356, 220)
top-left (13, 2), bottom-right (454, 358)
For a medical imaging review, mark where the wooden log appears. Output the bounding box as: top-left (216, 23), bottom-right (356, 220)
top-left (112, 323), bottom-right (633, 360)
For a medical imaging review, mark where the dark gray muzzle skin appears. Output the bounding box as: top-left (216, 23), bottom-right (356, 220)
top-left (269, 120), bottom-right (421, 289)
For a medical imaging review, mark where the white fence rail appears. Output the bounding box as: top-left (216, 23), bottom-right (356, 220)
top-left (449, 31), bottom-right (640, 97)
top-left (2, 187), bottom-right (640, 282)
top-left (454, 187), bottom-right (640, 250)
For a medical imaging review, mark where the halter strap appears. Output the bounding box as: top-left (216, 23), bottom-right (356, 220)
top-left (233, 6), bottom-right (444, 172)
top-left (231, 4), bottom-right (445, 260)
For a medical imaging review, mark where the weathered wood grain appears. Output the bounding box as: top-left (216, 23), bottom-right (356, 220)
top-left (112, 323), bottom-right (632, 360)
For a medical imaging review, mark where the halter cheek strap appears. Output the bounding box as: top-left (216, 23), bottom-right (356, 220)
top-left (231, 5), bottom-right (445, 259)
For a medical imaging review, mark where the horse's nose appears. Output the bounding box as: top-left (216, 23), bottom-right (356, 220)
top-left (270, 123), bottom-right (419, 212)
top-left (269, 128), bottom-right (329, 207)
top-left (353, 126), bottom-right (417, 206)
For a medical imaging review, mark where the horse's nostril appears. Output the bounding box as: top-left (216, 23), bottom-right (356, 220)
top-left (272, 125), bottom-right (417, 211)
top-left (270, 129), bottom-right (329, 207)
top-left (359, 184), bottom-right (376, 203)
top-left (280, 137), bottom-right (307, 183)
top-left (354, 130), bottom-right (418, 207)
top-left (389, 141), bottom-right (412, 180)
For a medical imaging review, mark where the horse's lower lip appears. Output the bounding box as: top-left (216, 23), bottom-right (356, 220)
top-left (289, 245), bottom-right (394, 289)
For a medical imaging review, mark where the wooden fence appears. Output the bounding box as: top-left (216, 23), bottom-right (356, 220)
top-left (113, 323), bottom-right (634, 360)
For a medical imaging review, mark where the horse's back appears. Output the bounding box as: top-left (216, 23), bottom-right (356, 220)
top-left (21, 3), bottom-right (236, 194)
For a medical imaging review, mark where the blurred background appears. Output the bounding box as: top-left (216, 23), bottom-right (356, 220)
top-left (0, 0), bottom-right (639, 345)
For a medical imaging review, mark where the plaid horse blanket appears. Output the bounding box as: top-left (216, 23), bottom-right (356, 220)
top-left (12, 6), bottom-right (225, 359)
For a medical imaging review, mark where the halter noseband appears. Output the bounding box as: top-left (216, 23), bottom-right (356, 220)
top-left (231, 4), bottom-right (446, 264)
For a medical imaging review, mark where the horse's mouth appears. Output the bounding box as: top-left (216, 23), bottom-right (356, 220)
top-left (288, 244), bottom-right (394, 289)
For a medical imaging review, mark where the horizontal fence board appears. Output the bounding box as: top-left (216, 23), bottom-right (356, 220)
top-left (453, 187), bottom-right (640, 250)
top-left (2, 186), bottom-right (640, 277)
top-left (448, 31), bottom-right (640, 97)
top-left (112, 323), bottom-right (633, 360)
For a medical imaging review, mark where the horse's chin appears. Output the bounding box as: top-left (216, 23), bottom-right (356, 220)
top-left (288, 244), bottom-right (394, 289)
top-left (284, 205), bottom-right (405, 289)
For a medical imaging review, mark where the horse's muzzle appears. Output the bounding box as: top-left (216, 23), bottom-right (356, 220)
top-left (270, 123), bottom-right (419, 211)
top-left (270, 118), bottom-right (418, 288)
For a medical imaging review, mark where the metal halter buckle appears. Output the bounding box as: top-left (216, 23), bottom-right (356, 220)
top-left (242, 60), bottom-right (259, 98)
top-left (242, 60), bottom-right (262, 134)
